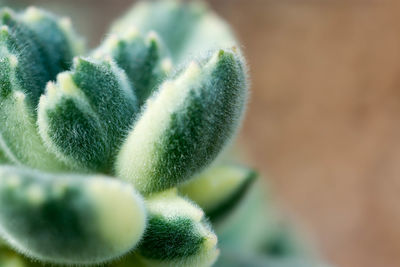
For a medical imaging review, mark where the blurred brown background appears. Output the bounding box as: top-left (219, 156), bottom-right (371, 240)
top-left (4, 0), bottom-right (400, 266)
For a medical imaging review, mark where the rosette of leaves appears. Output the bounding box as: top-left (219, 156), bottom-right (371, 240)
top-left (0, 1), bottom-right (262, 266)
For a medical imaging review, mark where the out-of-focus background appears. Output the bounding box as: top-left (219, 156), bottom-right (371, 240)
top-left (4, 0), bottom-right (400, 266)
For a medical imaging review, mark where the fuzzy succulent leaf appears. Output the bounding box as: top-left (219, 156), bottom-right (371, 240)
top-left (38, 57), bottom-right (138, 172)
top-left (136, 189), bottom-right (218, 267)
top-left (19, 7), bottom-right (85, 76)
top-left (0, 11), bottom-right (49, 108)
top-left (0, 2), bottom-right (258, 267)
top-left (0, 7), bottom-right (83, 108)
top-left (179, 163), bottom-right (257, 221)
top-left (0, 87), bottom-right (68, 171)
top-left (0, 50), bottom-right (67, 171)
top-left (0, 7), bottom-right (84, 171)
top-left (111, 0), bottom-right (236, 64)
top-left (0, 166), bottom-right (146, 265)
top-left (116, 48), bottom-right (248, 194)
top-left (93, 29), bottom-right (172, 106)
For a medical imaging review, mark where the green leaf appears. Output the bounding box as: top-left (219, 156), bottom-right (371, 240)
top-left (111, 0), bottom-right (237, 64)
top-left (136, 189), bottom-right (218, 267)
top-left (0, 7), bottom-right (83, 109)
top-left (38, 57), bottom-right (138, 172)
top-left (0, 50), bottom-right (68, 171)
top-left (0, 7), bottom-right (84, 171)
top-left (94, 29), bottom-right (172, 106)
top-left (0, 89), bottom-right (68, 171)
top-left (0, 10), bottom-right (51, 109)
top-left (0, 165), bottom-right (146, 265)
top-left (19, 7), bottom-right (85, 76)
top-left (116, 48), bottom-right (248, 194)
top-left (179, 163), bottom-right (257, 221)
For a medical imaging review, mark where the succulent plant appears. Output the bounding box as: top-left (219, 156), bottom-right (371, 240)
top-left (0, 1), bottom-right (264, 266)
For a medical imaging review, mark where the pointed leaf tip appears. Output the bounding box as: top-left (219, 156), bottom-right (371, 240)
top-left (92, 30), bottom-right (171, 106)
top-left (38, 57), bottom-right (138, 172)
top-left (116, 48), bottom-right (248, 194)
top-left (137, 191), bottom-right (219, 267)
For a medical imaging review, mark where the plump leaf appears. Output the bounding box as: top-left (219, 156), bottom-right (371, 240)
top-left (0, 165), bottom-right (146, 265)
top-left (111, 0), bottom-right (236, 64)
top-left (179, 163), bottom-right (257, 221)
top-left (93, 29), bottom-right (172, 106)
top-left (0, 49), bottom-right (68, 171)
top-left (0, 9), bottom-right (50, 108)
top-left (19, 7), bottom-right (85, 77)
top-left (0, 7), bottom-right (83, 109)
top-left (38, 57), bottom-right (138, 172)
top-left (116, 48), bottom-right (248, 194)
top-left (136, 189), bottom-right (218, 267)
top-left (0, 90), bottom-right (68, 171)
top-left (0, 7), bottom-right (83, 171)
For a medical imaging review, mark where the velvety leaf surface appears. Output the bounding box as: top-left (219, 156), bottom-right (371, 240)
top-left (38, 58), bottom-right (138, 172)
top-left (0, 7), bottom-right (83, 171)
top-left (111, 0), bottom-right (237, 64)
top-left (0, 166), bottom-right (146, 265)
top-left (19, 7), bottom-right (84, 78)
top-left (111, 0), bottom-right (204, 62)
top-left (137, 189), bottom-right (218, 267)
top-left (117, 48), bottom-right (248, 194)
top-left (94, 29), bottom-right (172, 106)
